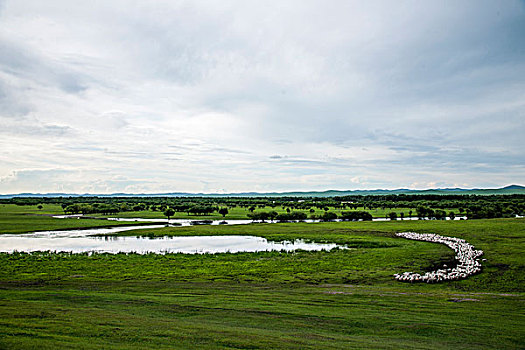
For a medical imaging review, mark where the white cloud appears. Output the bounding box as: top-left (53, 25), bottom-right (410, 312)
top-left (0, 0), bottom-right (524, 193)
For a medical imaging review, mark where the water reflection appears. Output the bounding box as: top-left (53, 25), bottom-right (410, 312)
top-left (0, 225), bottom-right (340, 254)
top-left (54, 216), bottom-right (468, 225)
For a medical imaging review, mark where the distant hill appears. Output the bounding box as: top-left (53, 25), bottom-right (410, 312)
top-left (0, 185), bottom-right (524, 198)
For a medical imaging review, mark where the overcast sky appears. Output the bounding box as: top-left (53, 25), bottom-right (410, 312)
top-left (0, 0), bottom-right (524, 194)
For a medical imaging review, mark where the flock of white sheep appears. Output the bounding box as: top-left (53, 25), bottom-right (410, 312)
top-left (394, 232), bottom-right (484, 283)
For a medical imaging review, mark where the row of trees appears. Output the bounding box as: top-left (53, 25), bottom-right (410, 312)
top-left (4, 194), bottom-right (524, 220)
top-left (385, 208), bottom-right (452, 220)
top-left (63, 203), bottom-right (120, 215)
top-left (163, 207), bottom-right (229, 220)
top-left (247, 211), bottom-right (373, 222)
top-left (247, 211), bottom-right (307, 222)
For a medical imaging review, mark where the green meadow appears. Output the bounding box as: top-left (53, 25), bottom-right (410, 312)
top-left (0, 205), bottom-right (523, 349)
top-left (0, 204), bottom-right (153, 234)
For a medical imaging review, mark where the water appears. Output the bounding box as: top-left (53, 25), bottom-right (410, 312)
top-left (1, 214), bottom-right (471, 254)
top-left (0, 225), bottom-right (340, 254)
top-left (106, 217), bottom-right (254, 226)
top-left (53, 215), bottom-right (468, 225)
top-left (371, 216), bottom-right (467, 221)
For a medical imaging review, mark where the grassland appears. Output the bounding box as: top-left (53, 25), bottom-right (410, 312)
top-left (90, 206), bottom-right (461, 220)
top-left (0, 204), bottom-right (523, 349)
top-left (0, 204), bottom-right (155, 234)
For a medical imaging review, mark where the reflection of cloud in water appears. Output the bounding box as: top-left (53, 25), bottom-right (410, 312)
top-left (0, 226), bottom-right (340, 254)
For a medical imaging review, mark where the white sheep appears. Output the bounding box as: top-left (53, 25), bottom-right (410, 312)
top-left (394, 232), bottom-right (483, 283)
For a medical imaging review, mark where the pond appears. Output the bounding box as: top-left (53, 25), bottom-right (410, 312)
top-left (0, 225), bottom-right (341, 254)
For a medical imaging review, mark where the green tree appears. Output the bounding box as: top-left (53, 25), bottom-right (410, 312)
top-left (434, 209), bottom-right (447, 220)
top-left (321, 211), bottom-right (338, 221)
top-left (218, 208), bottom-right (229, 218)
top-left (164, 208), bottom-right (175, 221)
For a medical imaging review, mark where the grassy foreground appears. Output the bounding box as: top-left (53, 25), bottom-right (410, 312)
top-left (0, 217), bottom-right (523, 349)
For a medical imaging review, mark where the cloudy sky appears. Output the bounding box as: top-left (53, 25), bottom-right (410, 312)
top-left (0, 1), bottom-right (524, 194)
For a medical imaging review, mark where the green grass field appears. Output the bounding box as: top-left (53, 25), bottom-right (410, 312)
top-left (0, 204), bottom-right (155, 234)
top-left (0, 205), bottom-right (523, 349)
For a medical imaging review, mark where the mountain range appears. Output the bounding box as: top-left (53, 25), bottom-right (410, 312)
top-left (1, 185), bottom-right (524, 198)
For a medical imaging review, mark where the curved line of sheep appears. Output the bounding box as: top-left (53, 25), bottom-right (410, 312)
top-left (394, 232), bottom-right (484, 283)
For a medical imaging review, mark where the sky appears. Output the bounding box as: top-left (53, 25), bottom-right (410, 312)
top-left (0, 0), bottom-right (524, 194)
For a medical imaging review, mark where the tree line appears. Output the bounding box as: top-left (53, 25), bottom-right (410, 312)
top-left (2, 194), bottom-right (524, 220)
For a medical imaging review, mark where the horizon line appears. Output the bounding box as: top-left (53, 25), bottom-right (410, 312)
top-left (1, 184), bottom-right (523, 196)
